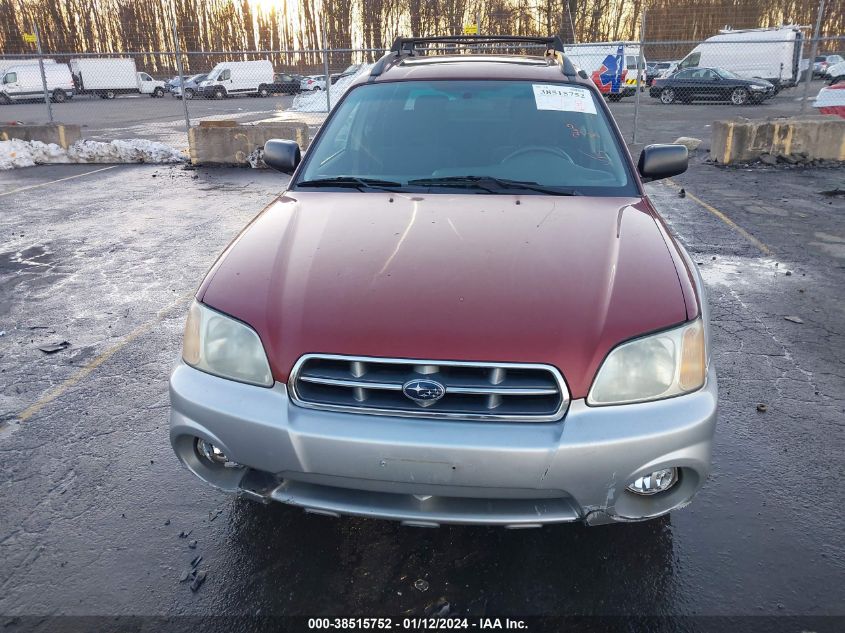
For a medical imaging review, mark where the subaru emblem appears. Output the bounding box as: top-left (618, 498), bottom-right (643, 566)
top-left (402, 379), bottom-right (446, 407)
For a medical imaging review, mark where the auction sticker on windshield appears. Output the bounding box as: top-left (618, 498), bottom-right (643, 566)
top-left (532, 84), bottom-right (596, 114)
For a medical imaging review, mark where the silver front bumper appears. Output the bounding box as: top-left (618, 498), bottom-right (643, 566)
top-left (169, 363), bottom-right (717, 526)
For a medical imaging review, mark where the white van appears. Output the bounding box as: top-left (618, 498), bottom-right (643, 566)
top-left (675, 26), bottom-right (806, 90)
top-left (564, 43), bottom-right (647, 100)
top-left (0, 63), bottom-right (74, 103)
top-left (197, 60), bottom-right (274, 99)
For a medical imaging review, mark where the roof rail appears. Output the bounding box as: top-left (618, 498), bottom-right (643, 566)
top-left (370, 34), bottom-right (579, 79)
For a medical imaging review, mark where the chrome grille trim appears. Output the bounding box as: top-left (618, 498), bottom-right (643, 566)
top-left (289, 354), bottom-right (570, 422)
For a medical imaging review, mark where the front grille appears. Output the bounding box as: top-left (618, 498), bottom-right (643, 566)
top-left (289, 355), bottom-right (569, 422)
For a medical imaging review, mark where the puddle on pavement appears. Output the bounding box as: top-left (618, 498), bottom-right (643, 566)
top-left (0, 245), bottom-right (56, 275)
top-left (0, 246), bottom-right (60, 316)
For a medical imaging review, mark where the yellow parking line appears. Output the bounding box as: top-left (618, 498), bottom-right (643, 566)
top-left (0, 165), bottom-right (118, 198)
top-left (664, 179), bottom-right (772, 256)
top-left (17, 292), bottom-right (192, 422)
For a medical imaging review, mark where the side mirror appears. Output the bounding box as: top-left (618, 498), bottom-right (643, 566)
top-left (263, 139), bottom-right (301, 173)
top-left (638, 144), bottom-right (688, 182)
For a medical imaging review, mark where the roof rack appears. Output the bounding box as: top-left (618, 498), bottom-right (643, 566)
top-left (370, 34), bottom-right (580, 79)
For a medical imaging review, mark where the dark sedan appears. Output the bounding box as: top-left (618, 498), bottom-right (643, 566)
top-left (650, 67), bottom-right (774, 105)
top-left (269, 73), bottom-right (301, 95)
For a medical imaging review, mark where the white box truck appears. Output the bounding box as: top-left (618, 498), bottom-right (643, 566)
top-left (564, 43), bottom-right (647, 101)
top-left (70, 58), bottom-right (166, 99)
top-left (674, 26), bottom-right (806, 91)
top-left (196, 60), bottom-right (274, 99)
top-left (1, 63), bottom-right (75, 103)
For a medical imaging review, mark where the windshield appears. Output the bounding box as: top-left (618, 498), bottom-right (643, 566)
top-left (715, 68), bottom-right (741, 79)
top-left (295, 80), bottom-right (635, 196)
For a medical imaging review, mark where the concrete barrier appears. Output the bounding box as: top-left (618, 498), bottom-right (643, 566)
top-left (188, 120), bottom-right (310, 167)
top-left (0, 123), bottom-right (81, 149)
top-left (711, 115), bottom-right (845, 165)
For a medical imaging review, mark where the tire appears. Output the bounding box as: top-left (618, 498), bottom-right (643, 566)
top-left (315, 86), bottom-right (322, 91)
top-left (730, 87), bottom-right (749, 105)
top-left (258, 85), bottom-right (270, 98)
top-left (660, 87), bottom-right (676, 104)
top-left (184, 88), bottom-right (194, 100)
top-left (153, 87), bottom-right (164, 98)
top-left (51, 89), bottom-right (67, 103)
top-left (214, 87), bottom-right (226, 100)
top-left (105, 90), bottom-right (116, 100)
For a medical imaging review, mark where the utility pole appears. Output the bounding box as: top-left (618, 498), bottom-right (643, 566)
top-left (801, 0), bottom-right (826, 113)
top-left (33, 21), bottom-right (53, 123)
top-left (632, 10), bottom-right (645, 144)
top-left (170, 6), bottom-right (191, 133)
top-left (321, 15), bottom-right (331, 112)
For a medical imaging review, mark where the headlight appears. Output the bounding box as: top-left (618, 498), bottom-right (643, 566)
top-left (182, 301), bottom-right (273, 387)
top-left (588, 319), bottom-right (706, 406)
top-left (750, 85), bottom-right (766, 90)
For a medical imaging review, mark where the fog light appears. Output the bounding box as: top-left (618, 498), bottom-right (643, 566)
top-left (195, 438), bottom-right (242, 469)
top-left (626, 468), bottom-right (678, 496)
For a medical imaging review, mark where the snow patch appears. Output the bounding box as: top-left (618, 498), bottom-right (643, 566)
top-left (0, 138), bottom-right (186, 170)
top-left (290, 64), bottom-right (373, 112)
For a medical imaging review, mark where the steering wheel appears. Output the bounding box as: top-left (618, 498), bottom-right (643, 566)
top-left (501, 145), bottom-right (575, 165)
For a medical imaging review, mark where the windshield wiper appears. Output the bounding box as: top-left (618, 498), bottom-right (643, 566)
top-left (296, 176), bottom-right (403, 192)
top-left (407, 176), bottom-right (580, 196)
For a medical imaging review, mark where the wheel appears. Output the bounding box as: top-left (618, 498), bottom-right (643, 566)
top-left (730, 88), bottom-right (749, 105)
top-left (50, 89), bottom-right (67, 103)
top-left (184, 88), bottom-right (194, 100)
top-left (153, 87), bottom-right (164, 98)
top-left (105, 90), bottom-right (116, 100)
top-left (258, 85), bottom-right (270, 98)
top-left (607, 93), bottom-right (623, 102)
top-left (315, 86), bottom-right (322, 91)
top-left (214, 87), bottom-right (226, 100)
top-left (660, 87), bottom-right (676, 104)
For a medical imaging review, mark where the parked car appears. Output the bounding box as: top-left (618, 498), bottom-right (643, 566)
top-left (300, 74), bottom-right (326, 91)
top-left (169, 35), bottom-right (717, 528)
top-left (813, 54), bottom-right (844, 78)
top-left (824, 61), bottom-right (845, 85)
top-left (646, 61), bottom-right (674, 86)
top-left (197, 60), bottom-right (275, 99)
top-left (650, 67), bottom-right (774, 104)
top-left (0, 62), bottom-right (75, 103)
top-left (813, 83), bottom-right (845, 118)
top-left (269, 72), bottom-right (300, 95)
top-left (330, 63), bottom-right (362, 84)
top-left (171, 74), bottom-right (208, 99)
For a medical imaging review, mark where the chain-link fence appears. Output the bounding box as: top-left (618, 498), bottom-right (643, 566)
top-left (1, 1), bottom-right (843, 150)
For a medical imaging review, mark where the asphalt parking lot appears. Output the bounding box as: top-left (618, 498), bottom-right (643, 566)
top-left (1, 156), bottom-right (843, 627)
top-left (0, 93), bottom-right (300, 147)
top-left (0, 80), bottom-right (832, 150)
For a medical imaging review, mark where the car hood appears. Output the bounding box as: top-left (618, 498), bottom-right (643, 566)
top-left (199, 192), bottom-right (692, 398)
